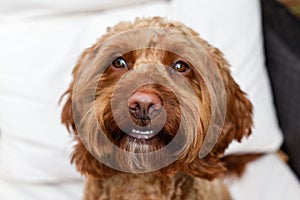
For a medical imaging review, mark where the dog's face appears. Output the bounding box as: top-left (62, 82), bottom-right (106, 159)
top-left (61, 17), bottom-right (252, 180)
top-left (99, 49), bottom-right (199, 152)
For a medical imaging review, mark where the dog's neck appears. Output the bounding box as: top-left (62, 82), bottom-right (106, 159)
top-left (83, 173), bottom-right (230, 200)
top-left (84, 173), bottom-right (191, 199)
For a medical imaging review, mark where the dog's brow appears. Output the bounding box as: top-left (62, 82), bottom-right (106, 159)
top-left (132, 50), bottom-right (162, 66)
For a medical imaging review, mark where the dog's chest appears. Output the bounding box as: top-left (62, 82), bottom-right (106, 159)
top-left (84, 174), bottom-right (231, 200)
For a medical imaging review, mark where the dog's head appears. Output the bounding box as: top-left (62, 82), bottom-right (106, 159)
top-left (61, 17), bottom-right (252, 180)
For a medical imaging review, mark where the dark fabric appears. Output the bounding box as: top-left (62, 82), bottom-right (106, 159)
top-left (261, 0), bottom-right (300, 178)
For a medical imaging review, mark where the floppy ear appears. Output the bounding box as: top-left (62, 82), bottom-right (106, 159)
top-left (207, 46), bottom-right (253, 155)
top-left (186, 43), bottom-right (252, 180)
top-left (60, 29), bottom-right (116, 133)
top-left (60, 41), bottom-right (101, 134)
top-left (185, 32), bottom-right (253, 154)
top-left (60, 44), bottom-right (114, 177)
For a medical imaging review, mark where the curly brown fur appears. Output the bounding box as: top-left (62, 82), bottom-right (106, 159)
top-left (221, 153), bottom-right (263, 177)
top-left (61, 17), bottom-right (253, 200)
top-left (84, 173), bottom-right (230, 200)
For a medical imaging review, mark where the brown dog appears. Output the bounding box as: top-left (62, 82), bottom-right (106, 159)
top-left (61, 17), bottom-right (253, 200)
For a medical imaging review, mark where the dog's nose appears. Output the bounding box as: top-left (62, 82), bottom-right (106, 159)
top-left (128, 92), bottom-right (162, 124)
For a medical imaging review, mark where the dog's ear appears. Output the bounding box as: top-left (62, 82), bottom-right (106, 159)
top-left (207, 47), bottom-right (253, 155)
top-left (60, 43), bottom-right (99, 134)
top-left (186, 34), bottom-right (253, 153)
top-left (60, 44), bottom-right (114, 177)
top-left (186, 44), bottom-right (252, 180)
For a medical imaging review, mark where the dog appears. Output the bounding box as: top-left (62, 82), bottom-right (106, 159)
top-left (61, 17), bottom-right (254, 200)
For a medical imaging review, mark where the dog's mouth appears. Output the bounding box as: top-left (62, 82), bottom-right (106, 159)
top-left (128, 129), bottom-right (157, 140)
top-left (116, 128), bottom-right (174, 153)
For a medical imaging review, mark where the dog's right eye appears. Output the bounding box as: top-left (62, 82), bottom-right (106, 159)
top-left (112, 57), bottom-right (127, 68)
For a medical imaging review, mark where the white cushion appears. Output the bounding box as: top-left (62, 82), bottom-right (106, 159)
top-left (226, 154), bottom-right (300, 200)
top-left (0, 0), bottom-right (162, 13)
top-left (0, 0), bottom-right (283, 184)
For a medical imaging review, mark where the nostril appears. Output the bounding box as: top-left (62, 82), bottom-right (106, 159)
top-left (149, 103), bottom-right (162, 111)
top-left (148, 103), bottom-right (162, 119)
top-left (129, 102), bottom-right (140, 112)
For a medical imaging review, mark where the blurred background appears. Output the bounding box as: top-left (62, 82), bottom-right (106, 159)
top-left (279, 0), bottom-right (300, 18)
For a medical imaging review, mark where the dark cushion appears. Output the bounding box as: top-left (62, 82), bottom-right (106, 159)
top-left (261, 0), bottom-right (300, 178)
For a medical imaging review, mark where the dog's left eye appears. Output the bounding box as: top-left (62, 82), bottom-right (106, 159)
top-left (112, 57), bottom-right (127, 68)
top-left (172, 61), bottom-right (189, 73)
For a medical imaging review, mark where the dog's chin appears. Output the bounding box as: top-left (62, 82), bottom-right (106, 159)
top-left (118, 131), bottom-right (171, 153)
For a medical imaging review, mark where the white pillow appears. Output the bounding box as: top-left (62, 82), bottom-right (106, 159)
top-left (0, 0), bottom-right (282, 184)
top-left (0, 0), bottom-right (161, 13)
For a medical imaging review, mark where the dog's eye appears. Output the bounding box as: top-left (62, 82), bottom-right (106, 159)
top-left (172, 61), bottom-right (189, 73)
top-left (112, 57), bottom-right (127, 68)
